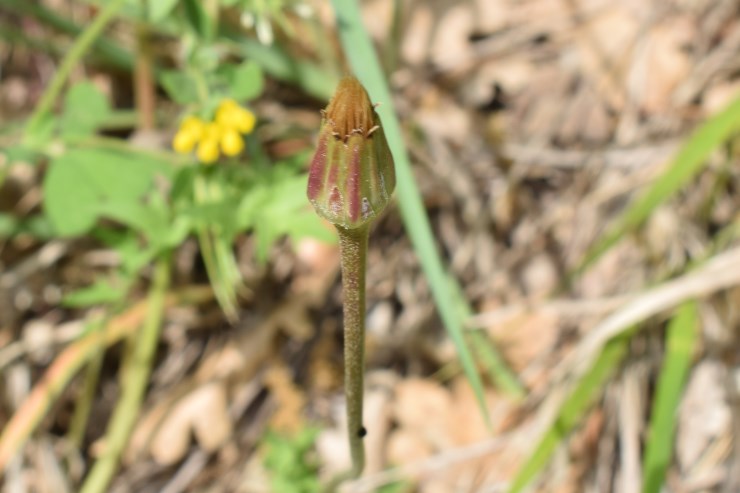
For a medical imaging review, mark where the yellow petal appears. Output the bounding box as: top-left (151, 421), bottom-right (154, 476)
top-left (233, 107), bottom-right (256, 134)
top-left (180, 116), bottom-right (205, 140)
top-left (202, 122), bottom-right (221, 142)
top-left (219, 99), bottom-right (239, 111)
top-left (172, 130), bottom-right (196, 154)
top-left (220, 129), bottom-right (245, 156)
top-left (214, 100), bottom-right (238, 125)
top-left (197, 139), bottom-right (220, 164)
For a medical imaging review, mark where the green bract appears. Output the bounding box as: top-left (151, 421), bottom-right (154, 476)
top-left (306, 77), bottom-right (395, 229)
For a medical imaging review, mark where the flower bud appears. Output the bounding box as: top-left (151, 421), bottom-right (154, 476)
top-left (307, 77), bottom-right (395, 229)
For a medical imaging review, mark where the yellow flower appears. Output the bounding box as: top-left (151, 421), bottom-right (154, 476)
top-left (220, 128), bottom-right (245, 156)
top-left (174, 102), bottom-right (255, 164)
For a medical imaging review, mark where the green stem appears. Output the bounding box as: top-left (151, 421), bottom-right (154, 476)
top-left (194, 172), bottom-right (239, 320)
top-left (337, 225), bottom-right (369, 480)
top-left (79, 254), bottom-right (171, 493)
top-left (64, 134), bottom-right (191, 165)
top-left (25, 0), bottom-right (128, 136)
top-left (67, 343), bottom-right (104, 448)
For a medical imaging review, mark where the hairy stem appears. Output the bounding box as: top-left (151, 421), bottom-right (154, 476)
top-left (337, 224), bottom-right (369, 478)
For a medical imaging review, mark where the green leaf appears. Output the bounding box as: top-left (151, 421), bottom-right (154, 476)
top-left (226, 60), bottom-right (264, 101)
top-left (573, 93), bottom-right (740, 279)
top-left (507, 329), bottom-right (633, 493)
top-left (281, 213), bottom-right (334, 243)
top-left (237, 174), bottom-right (334, 262)
top-left (62, 279), bottom-right (127, 307)
top-left (182, 0), bottom-right (214, 40)
top-left (148, 0), bottom-right (180, 22)
top-left (23, 111), bottom-right (55, 148)
top-left (94, 227), bottom-right (157, 275)
top-left (0, 213), bottom-right (19, 237)
top-left (100, 194), bottom-right (191, 249)
top-left (24, 215), bottom-right (55, 239)
top-left (0, 213), bottom-right (54, 239)
top-left (642, 302), bottom-right (698, 493)
top-left (43, 149), bottom-right (169, 236)
top-left (160, 70), bottom-right (200, 105)
top-left (3, 144), bottom-right (42, 166)
top-left (98, 200), bottom-right (167, 236)
top-left (60, 81), bottom-right (111, 138)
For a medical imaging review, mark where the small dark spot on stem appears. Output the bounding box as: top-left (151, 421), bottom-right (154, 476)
top-left (358, 427), bottom-right (367, 438)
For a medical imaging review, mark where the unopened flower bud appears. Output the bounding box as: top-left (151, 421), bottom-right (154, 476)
top-left (307, 77), bottom-right (395, 229)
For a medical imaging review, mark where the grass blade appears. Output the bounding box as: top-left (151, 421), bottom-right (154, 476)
top-left (24, 0), bottom-right (129, 137)
top-left (642, 301), bottom-right (698, 493)
top-left (573, 94), bottom-right (740, 279)
top-left (329, 0), bottom-right (523, 416)
top-left (1, 0), bottom-right (134, 73)
top-left (507, 329), bottom-right (632, 493)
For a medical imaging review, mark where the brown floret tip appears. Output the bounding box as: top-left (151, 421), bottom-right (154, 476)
top-left (325, 76), bottom-right (375, 140)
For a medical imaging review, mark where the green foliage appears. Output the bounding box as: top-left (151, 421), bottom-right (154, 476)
top-left (160, 71), bottom-right (201, 105)
top-left (43, 148), bottom-right (171, 237)
top-left (160, 61), bottom-right (264, 111)
top-left (13, 0), bottom-right (320, 317)
top-left (62, 279), bottom-right (128, 307)
top-left (40, 146), bottom-right (325, 309)
top-left (642, 302), bottom-right (698, 493)
top-left (0, 213), bottom-right (54, 239)
top-left (262, 428), bottom-right (321, 493)
top-left (219, 60), bottom-right (264, 101)
top-left (237, 170), bottom-right (334, 261)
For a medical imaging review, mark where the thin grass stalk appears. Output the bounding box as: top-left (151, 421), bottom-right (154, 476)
top-left (79, 254), bottom-right (171, 493)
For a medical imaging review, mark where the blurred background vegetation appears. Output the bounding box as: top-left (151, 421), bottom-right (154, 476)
top-left (1, 0), bottom-right (740, 492)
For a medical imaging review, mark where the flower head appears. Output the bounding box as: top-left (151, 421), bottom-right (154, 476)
top-left (307, 77), bottom-right (395, 229)
top-left (173, 100), bottom-right (256, 164)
